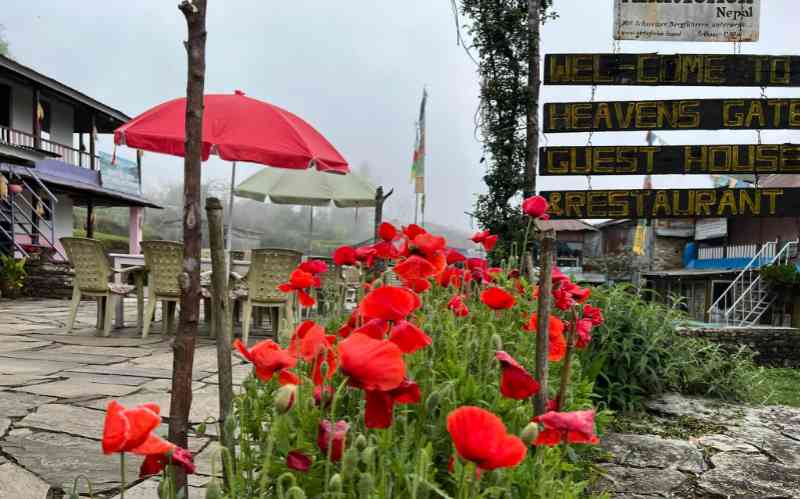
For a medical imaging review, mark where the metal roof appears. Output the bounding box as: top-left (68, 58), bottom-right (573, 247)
top-left (0, 160), bottom-right (160, 209)
top-left (537, 219), bottom-right (599, 232)
top-left (0, 55), bottom-right (131, 133)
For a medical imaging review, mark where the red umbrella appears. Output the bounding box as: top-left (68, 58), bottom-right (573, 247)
top-left (115, 90), bottom-right (349, 173)
top-left (114, 90), bottom-right (349, 254)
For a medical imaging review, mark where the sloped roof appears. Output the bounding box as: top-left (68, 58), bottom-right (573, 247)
top-left (537, 219), bottom-right (598, 232)
top-left (758, 175), bottom-right (800, 188)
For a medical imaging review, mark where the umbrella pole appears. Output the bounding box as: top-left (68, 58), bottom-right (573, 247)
top-left (308, 206), bottom-right (314, 253)
top-left (226, 162), bottom-right (237, 272)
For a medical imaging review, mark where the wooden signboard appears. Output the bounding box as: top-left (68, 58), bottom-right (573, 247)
top-left (541, 188), bottom-right (800, 220)
top-left (544, 99), bottom-right (800, 133)
top-left (544, 54), bottom-right (799, 87)
top-left (539, 144), bottom-right (800, 176)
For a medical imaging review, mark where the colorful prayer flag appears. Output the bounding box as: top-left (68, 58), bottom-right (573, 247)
top-left (411, 89), bottom-right (427, 194)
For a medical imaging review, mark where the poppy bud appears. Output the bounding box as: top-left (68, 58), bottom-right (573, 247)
top-left (358, 472), bottom-right (375, 498)
top-left (342, 447), bottom-right (360, 479)
top-left (425, 390), bottom-right (441, 414)
top-left (287, 486), bottom-right (307, 499)
top-left (361, 446), bottom-right (376, 469)
top-left (329, 473), bottom-right (343, 492)
top-left (319, 361), bottom-right (329, 380)
top-left (492, 333), bottom-right (503, 351)
top-left (274, 384), bottom-right (297, 414)
top-left (354, 434), bottom-right (368, 451)
top-left (224, 414), bottom-right (237, 441)
top-left (520, 422), bottom-right (540, 445)
top-left (314, 385), bottom-right (334, 409)
top-left (205, 477), bottom-right (224, 499)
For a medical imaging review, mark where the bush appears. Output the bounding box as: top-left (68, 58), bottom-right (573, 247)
top-left (582, 285), bottom-right (764, 411)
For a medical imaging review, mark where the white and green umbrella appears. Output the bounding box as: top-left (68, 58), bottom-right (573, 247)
top-left (234, 168), bottom-right (377, 247)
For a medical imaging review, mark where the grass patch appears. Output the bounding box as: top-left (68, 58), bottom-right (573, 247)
top-left (753, 368), bottom-right (800, 407)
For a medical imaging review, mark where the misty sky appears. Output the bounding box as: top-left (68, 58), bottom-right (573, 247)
top-left (2, 1), bottom-right (799, 230)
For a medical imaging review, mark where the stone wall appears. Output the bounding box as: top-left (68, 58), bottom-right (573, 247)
top-left (652, 237), bottom-right (689, 271)
top-left (22, 259), bottom-right (74, 299)
top-left (679, 326), bottom-right (800, 368)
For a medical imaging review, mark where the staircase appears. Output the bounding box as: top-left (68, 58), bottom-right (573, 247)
top-left (0, 164), bottom-right (61, 259)
top-left (707, 239), bottom-right (799, 327)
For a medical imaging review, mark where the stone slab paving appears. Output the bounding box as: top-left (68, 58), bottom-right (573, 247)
top-left (596, 393), bottom-right (800, 498)
top-left (0, 462), bottom-right (52, 499)
top-left (14, 378), bottom-right (143, 399)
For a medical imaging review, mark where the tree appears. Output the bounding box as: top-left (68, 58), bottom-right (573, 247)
top-left (0, 25), bottom-right (10, 56)
top-left (171, 0), bottom-right (207, 490)
top-left (459, 0), bottom-right (554, 261)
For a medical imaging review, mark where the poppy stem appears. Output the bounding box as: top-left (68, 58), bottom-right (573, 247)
top-left (556, 307), bottom-right (579, 411)
top-left (119, 452), bottom-right (126, 499)
top-left (521, 217), bottom-right (534, 277)
top-left (323, 378), bottom-right (349, 492)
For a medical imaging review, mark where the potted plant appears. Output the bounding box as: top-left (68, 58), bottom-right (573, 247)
top-left (0, 255), bottom-right (27, 299)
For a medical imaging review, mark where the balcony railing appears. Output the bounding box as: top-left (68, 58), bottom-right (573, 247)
top-left (698, 243), bottom-right (764, 261)
top-left (0, 124), bottom-right (93, 168)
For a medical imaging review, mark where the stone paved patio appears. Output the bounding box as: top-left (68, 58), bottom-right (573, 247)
top-left (0, 297), bottom-right (259, 498)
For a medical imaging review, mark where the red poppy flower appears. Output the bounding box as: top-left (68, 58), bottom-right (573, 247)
top-left (551, 267), bottom-right (571, 284)
top-left (139, 446), bottom-right (195, 478)
top-left (522, 195), bottom-right (549, 218)
top-left (562, 281), bottom-right (591, 303)
top-left (446, 406), bottom-right (527, 470)
top-left (394, 256), bottom-right (437, 281)
top-left (338, 333), bottom-right (405, 391)
top-left (403, 223), bottom-right (427, 240)
top-left (470, 230), bottom-right (489, 244)
top-left (438, 266), bottom-right (464, 289)
top-left (583, 304), bottom-right (604, 326)
top-left (279, 369), bottom-right (300, 385)
top-left (288, 321), bottom-right (338, 385)
top-left (388, 320), bottom-right (431, 354)
top-left (278, 269), bottom-right (317, 307)
top-left (286, 450), bottom-right (312, 472)
top-left (480, 287), bottom-right (516, 310)
top-left (351, 318), bottom-right (389, 339)
top-left (447, 295), bottom-right (469, 317)
top-left (495, 351), bottom-right (540, 400)
top-left (553, 286), bottom-right (575, 311)
top-left (413, 233), bottom-right (447, 256)
top-left (523, 314), bottom-right (567, 362)
top-left (313, 384), bottom-right (334, 409)
top-left (373, 241), bottom-right (401, 260)
top-left (575, 319), bottom-right (593, 349)
top-left (404, 278), bottom-right (432, 294)
top-left (378, 222), bottom-right (398, 242)
top-left (470, 230), bottom-right (498, 251)
top-left (355, 246), bottom-right (377, 267)
top-left (333, 246), bottom-right (357, 266)
top-left (235, 339), bottom-right (297, 382)
top-left (360, 286), bottom-right (421, 322)
top-left (364, 379), bottom-right (421, 429)
top-left (317, 420), bottom-right (349, 461)
top-left (102, 400), bottom-right (162, 455)
top-left (299, 259), bottom-right (328, 275)
top-left (446, 248), bottom-right (466, 265)
top-left (532, 410), bottom-right (599, 446)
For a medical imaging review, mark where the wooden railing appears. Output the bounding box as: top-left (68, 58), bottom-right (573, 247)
top-left (0, 124), bottom-right (93, 168)
top-left (698, 243), bottom-right (763, 260)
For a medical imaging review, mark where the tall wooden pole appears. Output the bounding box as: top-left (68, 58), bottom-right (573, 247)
top-left (205, 197), bottom-right (235, 477)
top-left (373, 186), bottom-right (384, 241)
top-left (533, 229), bottom-right (555, 415)
top-left (525, 0), bottom-right (542, 197)
top-left (172, 0), bottom-right (207, 490)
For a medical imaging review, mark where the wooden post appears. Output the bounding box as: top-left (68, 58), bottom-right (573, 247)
top-left (32, 88), bottom-right (41, 149)
top-left (86, 200), bottom-right (94, 239)
top-left (205, 197), bottom-right (235, 474)
top-left (129, 206), bottom-right (143, 254)
top-left (533, 229), bottom-right (555, 415)
top-left (171, 0), bottom-right (207, 491)
top-left (373, 186), bottom-right (384, 241)
top-left (89, 113), bottom-right (96, 170)
top-left (525, 0), bottom-right (542, 197)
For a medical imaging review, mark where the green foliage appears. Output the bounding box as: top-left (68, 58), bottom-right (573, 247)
top-left (0, 255), bottom-right (26, 293)
top-left (73, 229), bottom-right (130, 253)
top-left (759, 263), bottom-right (800, 288)
top-left (752, 368), bottom-right (800, 407)
top-left (0, 25), bottom-right (8, 57)
top-left (218, 282), bottom-right (604, 498)
top-left (583, 285), bottom-right (765, 411)
top-left (458, 1), bottom-right (555, 261)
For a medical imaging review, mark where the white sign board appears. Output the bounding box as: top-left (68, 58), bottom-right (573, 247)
top-left (695, 218), bottom-right (727, 241)
top-left (614, 0), bottom-right (760, 42)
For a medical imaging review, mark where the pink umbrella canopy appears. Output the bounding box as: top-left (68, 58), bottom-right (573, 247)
top-left (114, 90), bottom-right (349, 173)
